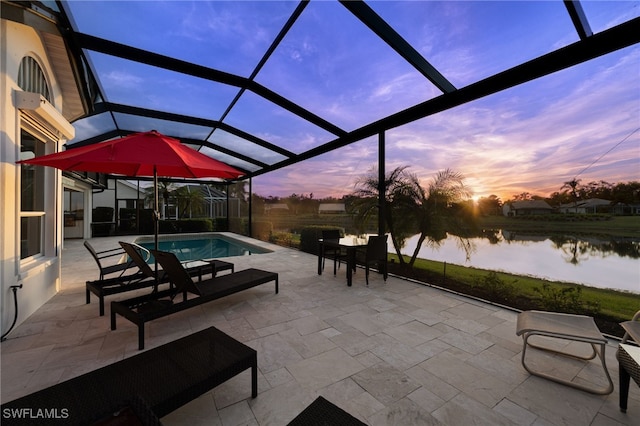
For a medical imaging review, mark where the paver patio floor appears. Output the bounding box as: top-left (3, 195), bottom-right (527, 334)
top-left (1, 234), bottom-right (637, 425)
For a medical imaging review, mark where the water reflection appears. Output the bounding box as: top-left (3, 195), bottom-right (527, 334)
top-left (502, 231), bottom-right (640, 262)
top-left (401, 230), bottom-right (640, 293)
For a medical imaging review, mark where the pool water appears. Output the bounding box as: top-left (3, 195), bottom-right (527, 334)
top-left (136, 235), bottom-right (269, 263)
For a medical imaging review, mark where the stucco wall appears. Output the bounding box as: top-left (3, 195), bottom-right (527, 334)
top-left (93, 180), bottom-right (146, 210)
top-left (1, 19), bottom-right (66, 335)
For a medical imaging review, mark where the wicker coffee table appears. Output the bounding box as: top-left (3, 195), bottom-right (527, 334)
top-left (617, 319), bottom-right (640, 413)
top-left (617, 343), bottom-right (640, 413)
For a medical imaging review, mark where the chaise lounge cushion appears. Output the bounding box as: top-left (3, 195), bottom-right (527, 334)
top-left (0, 327), bottom-right (257, 425)
top-left (110, 250), bottom-right (278, 349)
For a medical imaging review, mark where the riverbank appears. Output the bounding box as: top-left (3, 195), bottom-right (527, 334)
top-left (479, 215), bottom-right (640, 238)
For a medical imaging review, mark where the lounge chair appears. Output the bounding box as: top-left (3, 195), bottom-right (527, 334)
top-left (0, 327), bottom-right (257, 425)
top-left (516, 310), bottom-right (613, 395)
top-left (119, 241), bottom-right (234, 284)
top-left (287, 396), bottom-right (366, 426)
top-left (85, 241), bottom-right (150, 315)
top-left (86, 242), bottom-right (234, 316)
top-left (111, 250), bottom-right (278, 349)
top-left (84, 240), bottom-right (138, 281)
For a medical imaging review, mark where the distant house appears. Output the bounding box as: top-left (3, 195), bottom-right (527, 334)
top-left (265, 203), bottom-right (289, 215)
top-left (318, 203), bottom-right (346, 214)
top-left (612, 203), bottom-right (640, 215)
top-left (558, 198), bottom-right (611, 214)
top-left (503, 200), bottom-right (553, 217)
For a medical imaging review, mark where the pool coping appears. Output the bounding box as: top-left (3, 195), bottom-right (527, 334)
top-left (132, 232), bottom-right (279, 257)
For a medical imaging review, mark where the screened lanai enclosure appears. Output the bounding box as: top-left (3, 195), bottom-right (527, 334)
top-left (8, 0), bottom-right (639, 242)
top-left (150, 183), bottom-right (244, 222)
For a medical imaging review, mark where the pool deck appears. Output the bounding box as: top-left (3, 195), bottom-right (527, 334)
top-left (1, 233), bottom-right (638, 425)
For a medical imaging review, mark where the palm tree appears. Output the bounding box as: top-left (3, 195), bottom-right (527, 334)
top-left (351, 166), bottom-right (417, 250)
top-left (174, 185), bottom-right (205, 218)
top-left (561, 179), bottom-right (582, 213)
top-left (352, 166), bottom-right (477, 267)
top-left (406, 169), bottom-right (477, 266)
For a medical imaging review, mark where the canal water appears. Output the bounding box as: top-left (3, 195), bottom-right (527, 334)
top-left (398, 231), bottom-right (640, 294)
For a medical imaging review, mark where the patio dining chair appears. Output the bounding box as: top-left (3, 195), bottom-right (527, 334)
top-left (321, 229), bottom-right (347, 275)
top-left (355, 235), bottom-right (388, 285)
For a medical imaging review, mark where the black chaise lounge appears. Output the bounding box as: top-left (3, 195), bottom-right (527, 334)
top-left (85, 241), bottom-right (151, 316)
top-left (86, 241), bottom-right (234, 316)
top-left (287, 396), bottom-right (367, 426)
top-left (84, 240), bottom-right (137, 281)
top-left (0, 327), bottom-right (257, 426)
top-left (120, 241), bottom-right (235, 285)
top-left (111, 250), bottom-right (278, 349)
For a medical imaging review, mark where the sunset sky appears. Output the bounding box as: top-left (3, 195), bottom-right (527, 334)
top-left (65, 1), bottom-right (640, 202)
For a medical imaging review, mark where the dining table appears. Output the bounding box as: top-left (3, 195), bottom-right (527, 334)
top-left (317, 236), bottom-right (369, 286)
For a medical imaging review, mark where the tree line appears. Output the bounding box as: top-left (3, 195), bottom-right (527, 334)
top-left (254, 177), bottom-right (639, 218)
top-left (475, 179), bottom-right (639, 216)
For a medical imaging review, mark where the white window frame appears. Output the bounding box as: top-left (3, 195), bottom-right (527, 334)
top-left (19, 129), bottom-right (50, 263)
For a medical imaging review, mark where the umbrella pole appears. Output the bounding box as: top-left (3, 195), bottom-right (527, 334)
top-left (154, 167), bottom-right (159, 291)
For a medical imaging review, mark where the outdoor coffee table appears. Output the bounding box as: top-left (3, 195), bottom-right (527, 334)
top-left (205, 258), bottom-right (234, 276)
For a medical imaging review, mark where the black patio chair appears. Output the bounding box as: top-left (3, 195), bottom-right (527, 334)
top-left (355, 235), bottom-right (388, 285)
top-left (321, 229), bottom-right (347, 275)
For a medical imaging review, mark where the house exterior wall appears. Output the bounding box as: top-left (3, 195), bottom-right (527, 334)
top-left (92, 180), bottom-right (146, 233)
top-left (558, 206), bottom-right (586, 214)
top-left (503, 200), bottom-right (553, 217)
top-left (93, 180), bottom-right (145, 209)
top-left (1, 18), bottom-right (70, 333)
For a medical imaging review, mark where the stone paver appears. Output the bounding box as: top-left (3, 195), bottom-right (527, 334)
top-left (1, 234), bottom-right (637, 425)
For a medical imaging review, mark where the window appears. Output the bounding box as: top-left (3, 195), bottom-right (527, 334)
top-left (20, 130), bottom-right (46, 259)
top-left (64, 188), bottom-right (83, 226)
top-left (18, 56), bottom-right (51, 101)
top-left (18, 55), bottom-right (53, 259)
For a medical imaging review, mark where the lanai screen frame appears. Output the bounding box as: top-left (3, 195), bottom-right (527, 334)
top-left (43, 0), bottom-right (640, 236)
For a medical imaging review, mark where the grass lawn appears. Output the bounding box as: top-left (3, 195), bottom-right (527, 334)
top-left (388, 254), bottom-right (639, 338)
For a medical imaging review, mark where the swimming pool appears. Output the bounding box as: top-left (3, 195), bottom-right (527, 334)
top-left (134, 233), bottom-right (271, 263)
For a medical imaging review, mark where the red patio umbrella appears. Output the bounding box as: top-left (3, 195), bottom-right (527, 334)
top-left (17, 130), bottom-right (244, 273)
